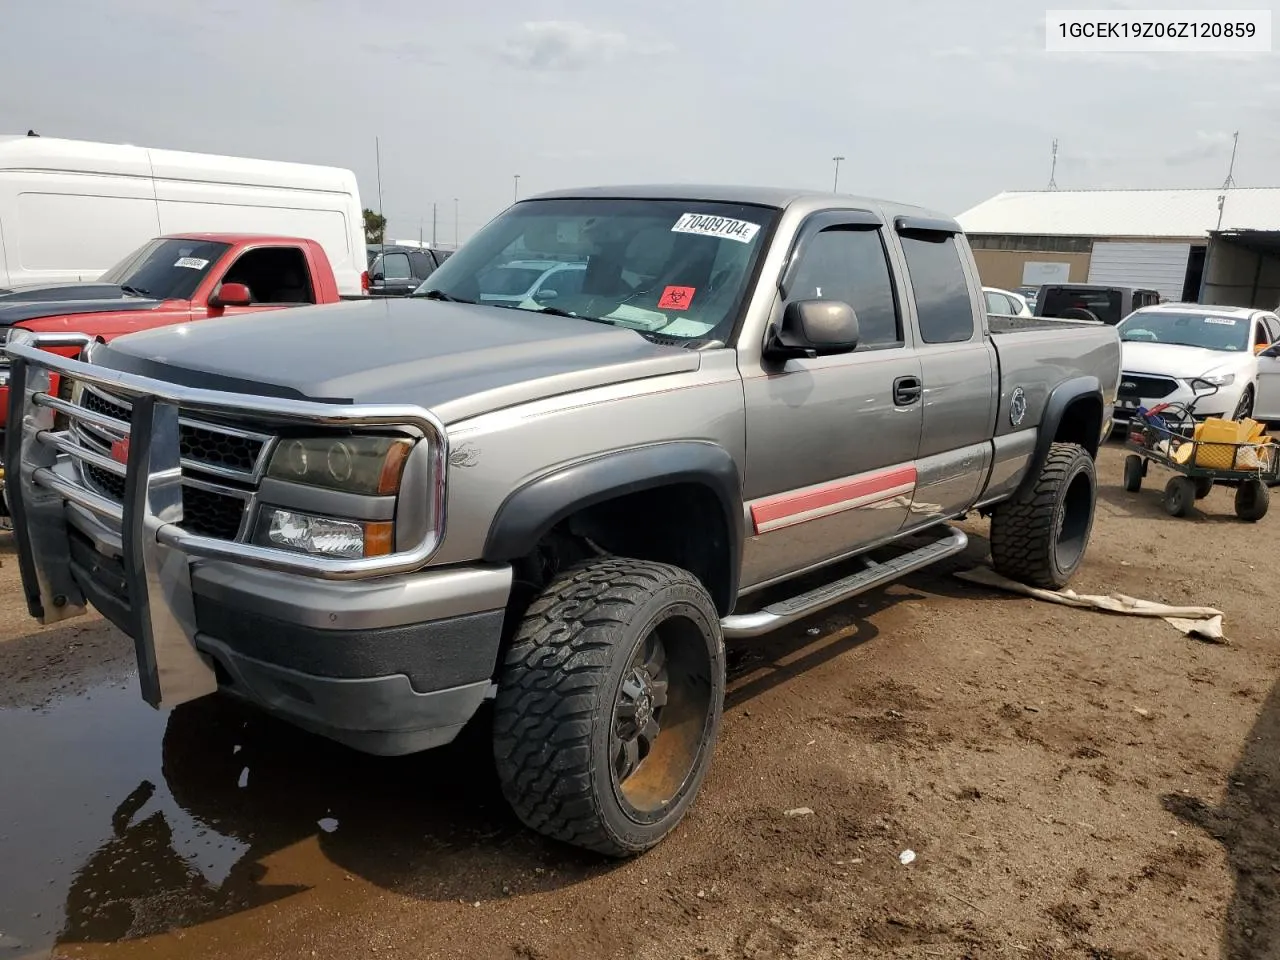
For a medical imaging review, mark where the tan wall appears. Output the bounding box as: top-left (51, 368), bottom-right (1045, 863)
top-left (971, 250), bottom-right (1092, 290)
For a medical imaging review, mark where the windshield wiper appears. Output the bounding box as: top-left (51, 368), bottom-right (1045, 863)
top-left (120, 284), bottom-right (151, 297)
top-left (413, 289), bottom-right (475, 303)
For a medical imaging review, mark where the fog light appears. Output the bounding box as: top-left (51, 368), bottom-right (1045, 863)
top-left (263, 508), bottom-right (366, 558)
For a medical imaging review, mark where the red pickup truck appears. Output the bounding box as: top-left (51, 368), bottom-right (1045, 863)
top-left (0, 232), bottom-right (345, 415)
top-left (0, 233), bottom-right (348, 512)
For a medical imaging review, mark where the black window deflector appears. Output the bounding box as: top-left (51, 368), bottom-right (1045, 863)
top-left (894, 215), bottom-right (962, 237)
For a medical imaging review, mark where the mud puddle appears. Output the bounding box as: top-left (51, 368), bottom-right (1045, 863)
top-left (0, 671), bottom-right (599, 958)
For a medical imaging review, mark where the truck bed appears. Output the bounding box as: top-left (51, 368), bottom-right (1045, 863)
top-left (988, 314), bottom-right (1099, 334)
top-left (988, 314), bottom-right (1121, 438)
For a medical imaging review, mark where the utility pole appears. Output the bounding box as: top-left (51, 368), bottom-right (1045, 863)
top-left (375, 136), bottom-right (385, 250)
top-left (831, 156), bottom-right (844, 193)
top-left (514, 174), bottom-right (521, 202)
top-left (1048, 138), bottom-right (1059, 190)
top-left (1222, 131), bottom-right (1239, 189)
top-left (454, 197), bottom-right (459, 248)
top-left (431, 202), bottom-right (438, 246)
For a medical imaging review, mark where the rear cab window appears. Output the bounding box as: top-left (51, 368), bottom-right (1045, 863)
top-left (898, 228), bottom-right (975, 344)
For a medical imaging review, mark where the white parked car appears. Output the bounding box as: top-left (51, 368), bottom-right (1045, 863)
top-left (983, 286), bottom-right (1033, 317)
top-left (1114, 303), bottom-right (1280, 426)
top-left (476, 259), bottom-right (587, 306)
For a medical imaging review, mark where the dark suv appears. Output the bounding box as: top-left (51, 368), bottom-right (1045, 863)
top-left (1034, 283), bottom-right (1161, 326)
top-left (367, 245), bottom-right (454, 297)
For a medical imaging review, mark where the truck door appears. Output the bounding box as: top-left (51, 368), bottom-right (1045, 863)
top-left (892, 220), bottom-right (996, 525)
top-left (1252, 313), bottom-right (1280, 421)
top-left (739, 211), bottom-right (923, 589)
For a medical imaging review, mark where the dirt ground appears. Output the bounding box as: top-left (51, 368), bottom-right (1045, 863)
top-left (2, 442), bottom-right (1279, 960)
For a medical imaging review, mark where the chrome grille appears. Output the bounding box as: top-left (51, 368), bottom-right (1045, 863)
top-left (69, 385), bottom-right (270, 543)
top-left (78, 387), bottom-right (271, 479)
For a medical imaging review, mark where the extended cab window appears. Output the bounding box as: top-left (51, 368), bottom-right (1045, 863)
top-left (899, 232), bottom-right (975, 344)
top-left (99, 238), bottom-right (231, 300)
top-left (415, 198), bottom-right (778, 342)
top-left (787, 227), bottom-right (900, 347)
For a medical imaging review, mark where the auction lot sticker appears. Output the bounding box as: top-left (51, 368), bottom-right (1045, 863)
top-left (671, 213), bottom-right (760, 244)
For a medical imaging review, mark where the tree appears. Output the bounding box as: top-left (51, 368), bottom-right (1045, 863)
top-left (363, 208), bottom-right (387, 244)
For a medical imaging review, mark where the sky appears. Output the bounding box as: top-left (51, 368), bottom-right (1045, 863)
top-left (3, 0), bottom-right (1278, 243)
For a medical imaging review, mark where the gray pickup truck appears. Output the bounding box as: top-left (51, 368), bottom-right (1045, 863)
top-left (4, 185), bottom-right (1121, 857)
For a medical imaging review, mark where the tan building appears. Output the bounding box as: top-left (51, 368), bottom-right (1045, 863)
top-left (956, 187), bottom-right (1280, 302)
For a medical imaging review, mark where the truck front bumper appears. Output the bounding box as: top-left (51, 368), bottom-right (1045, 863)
top-left (4, 333), bottom-right (508, 756)
top-left (67, 504), bottom-right (510, 754)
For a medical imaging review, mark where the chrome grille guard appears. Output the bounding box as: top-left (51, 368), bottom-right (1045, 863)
top-left (3, 331), bottom-right (449, 708)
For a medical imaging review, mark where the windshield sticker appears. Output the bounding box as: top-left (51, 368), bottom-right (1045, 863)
top-left (671, 213), bottom-right (760, 244)
top-left (658, 285), bottom-right (696, 310)
top-left (1204, 317), bottom-right (1238, 325)
top-left (173, 257), bottom-right (210, 270)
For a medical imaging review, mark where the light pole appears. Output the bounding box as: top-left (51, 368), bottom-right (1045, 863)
top-left (832, 156), bottom-right (845, 193)
top-left (513, 174), bottom-right (520, 202)
top-left (454, 197), bottom-right (459, 248)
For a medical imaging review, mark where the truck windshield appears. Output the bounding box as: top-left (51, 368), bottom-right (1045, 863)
top-left (1118, 311), bottom-right (1252, 352)
top-left (414, 198), bottom-right (778, 341)
top-left (99, 238), bottom-right (231, 300)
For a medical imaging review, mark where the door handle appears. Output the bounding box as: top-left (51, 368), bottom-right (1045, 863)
top-left (894, 376), bottom-right (922, 406)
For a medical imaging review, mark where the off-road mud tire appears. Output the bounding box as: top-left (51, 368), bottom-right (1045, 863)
top-left (492, 558), bottom-right (725, 857)
top-left (990, 441), bottom-right (1097, 590)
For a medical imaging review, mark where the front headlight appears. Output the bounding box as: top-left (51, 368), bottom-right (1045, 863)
top-left (256, 507), bottom-right (394, 559)
top-left (266, 435), bottom-right (412, 494)
top-left (1193, 373), bottom-right (1235, 391)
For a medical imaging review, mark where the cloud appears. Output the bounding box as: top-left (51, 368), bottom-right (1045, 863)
top-left (497, 20), bottom-right (669, 71)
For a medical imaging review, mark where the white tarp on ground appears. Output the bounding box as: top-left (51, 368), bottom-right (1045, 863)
top-left (954, 566), bottom-right (1226, 642)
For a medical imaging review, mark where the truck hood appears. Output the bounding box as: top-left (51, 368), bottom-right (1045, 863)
top-left (0, 293), bottom-right (163, 328)
top-left (92, 298), bottom-right (702, 423)
top-left (1120, 341), bottom-right (1252, 380)
top-left (0, 281), bottom-right (132, 302)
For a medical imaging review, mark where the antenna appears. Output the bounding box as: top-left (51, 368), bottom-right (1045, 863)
top-left (1048, 139), bottom-right (1059, 191)
top-left (375, 136), bottom-right (385, 252)
top-left (1222, 131), bottom-right (1239, 190)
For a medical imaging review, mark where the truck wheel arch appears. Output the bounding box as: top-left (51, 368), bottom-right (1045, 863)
top-left (482, 441), bottom-right (745, 615)
top-left (1015, 376), bottom-right (1104, 502)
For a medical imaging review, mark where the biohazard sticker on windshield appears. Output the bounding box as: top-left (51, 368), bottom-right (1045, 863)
top-left (658, 285), bottom-right (696, 310)
top-left (671, 213), bottom-right (760, 244)
top-left (174, 257), bottom-right (210, 270)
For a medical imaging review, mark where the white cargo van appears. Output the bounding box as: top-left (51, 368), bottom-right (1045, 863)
top-left (0, 135), bottom-right (367, 296)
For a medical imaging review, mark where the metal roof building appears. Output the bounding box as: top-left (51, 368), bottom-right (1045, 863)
top-left (955, 187), bottom-right (1280, 303)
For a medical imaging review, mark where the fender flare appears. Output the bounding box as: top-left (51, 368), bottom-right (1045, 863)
top-left (482, 441), bottom-right (745, 607)
top-left (1015, 375), bottom-right (1104, 501)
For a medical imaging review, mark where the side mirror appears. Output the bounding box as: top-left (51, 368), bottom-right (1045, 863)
top-left (210, 282), bottom-right (251, 308)
top-left (1261, 343), bottom-right (1280, 359)
top-left (765, 299), bottom-right (860, 360)
top-left (532, 288), bottom-right (559, 303)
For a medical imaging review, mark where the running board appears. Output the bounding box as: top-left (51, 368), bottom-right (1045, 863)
top-left (720, 525), bottom-right (969, 639)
